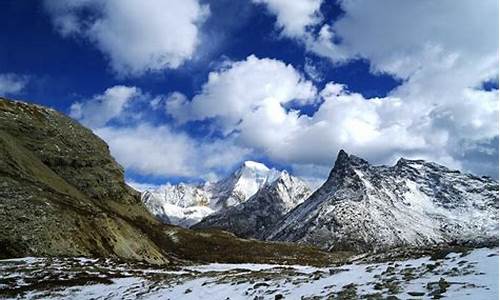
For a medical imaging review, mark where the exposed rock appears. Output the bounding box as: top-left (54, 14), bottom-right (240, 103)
top-left (0, 98), bottom-right (168, 263)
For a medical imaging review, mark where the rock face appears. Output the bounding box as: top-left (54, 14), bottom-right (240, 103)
top-left (142, 161), bottom-right (285, 227)
top-left (192, 171), bottom-right (311, 238)
top-left (266, 150), bottom-right (499, 252)
top-left (0, 98), bottom-right (340, 266)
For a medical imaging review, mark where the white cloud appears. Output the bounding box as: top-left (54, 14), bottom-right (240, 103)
top-left (96, 124), bottom-right (250, 178)
top-left (258, 0), bottom-right (498, 94)
top-left (66, 0), bottom-right (499, 180)
top-left (0, 73), bottom-right (29, 96)
top-left (70, 85), bottom-right (140, 128)
top-left (252, 0), bottom-right (323, 38)
top-left (251, 0), bottom-right (498, 177)
top-left (169, 55), bottom-right (317, 129)
top-left (44, 0), bottom-right (209, 76)
top-left (304, 57), bottom-right (323, 82)
top-left (166, 53), bottom-right (498, 178)
top-left (318, 0), bottom-right (497, 80)
top-left (70, 86), bottom-right (251, 179)
top-left (164, 91), bottom-right (189, 120)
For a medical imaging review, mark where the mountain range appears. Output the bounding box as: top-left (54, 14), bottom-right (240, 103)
top-left (268, 150), bottom-right (498, 251)
top-left (192, 170), bottom-right (311, 238)
top-left (0, 97), bottom-right (340, 266)
top-left (144, 152), bottom-right (498, 253)
top-left (142, 161), bottom-right (311, 227)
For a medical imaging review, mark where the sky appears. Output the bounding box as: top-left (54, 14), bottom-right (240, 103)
top-left (0, 0), bottom-right (498, 187)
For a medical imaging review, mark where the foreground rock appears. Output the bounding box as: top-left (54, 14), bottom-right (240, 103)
top-left (267, 150), bottom-right (499, 252)
top-left (0, 98), bottom-right (343, 266)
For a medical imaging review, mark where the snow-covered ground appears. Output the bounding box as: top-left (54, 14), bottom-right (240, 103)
top-left (0, 248), bottom-right (497, 299)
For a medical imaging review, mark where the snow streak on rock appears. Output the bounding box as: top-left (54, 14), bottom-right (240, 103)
top-left (142, 161), bottom-right (308, 227)
top-left (192, 171), bottom-right (311, 238)
top-left (266, 150), bottom-right (499, 252)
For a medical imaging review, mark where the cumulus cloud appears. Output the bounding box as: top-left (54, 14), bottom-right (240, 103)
top-left (257, 0), bottom-right (498, 92)
top-left (0, 73), bottom-right (29, 96)
top-left (250, 0), bottom-right (498, 177)
top-left (70, 85), bottom-right (250, 179)
top-left (315, 0), bottom-right (497, 79)
top-left (68, 0), bottom-right (498, 180)
top-left (304, 57), bottom-right (323, 82)
top-left (70, 85), bottom-right (140, 128)
top-left (166, 52), bottom-right (498, 177)
top-left (44, 0), bottom-right (209, 76)
top-left (95, 124), bottom-right (250, 178)
top-left (257, 0), bottom-right (498, 87)
top-left (252, 0), bottom-right (323, 38)
top-left (168, 55), bottom-right (317, 128)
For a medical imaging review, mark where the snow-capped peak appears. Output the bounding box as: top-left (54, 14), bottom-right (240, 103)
top-left (141, 160), bottom-right (298, 227)
top-left (192, 169), bottom-right (311, 238)
top-left (209, 161), bottom-right (281, 209)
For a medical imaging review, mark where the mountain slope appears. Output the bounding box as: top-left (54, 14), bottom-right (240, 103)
top-left (266, 150), bottom-right (499, 252)
top-left (142, 160), bottom-right (283, 226)
top-left (0, 98), bottom-right (170, 263)
top-left (192, 171), bottom-right (311, 238)
top-left (0, 97), bottom-right (347, 266)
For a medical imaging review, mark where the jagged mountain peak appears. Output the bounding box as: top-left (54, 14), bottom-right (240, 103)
top-left (267, 152), bottom-right (498, 252)
top-left (192, 169), bottom-right (311, 238)
top-left (396, 157), bottom-right (427, 166)
top-left (334, 149), bottom-right (368, 164)
top-left (323, 150), bottom-right (370, 192)
top-left (329, 150), bottom-right (369, 175)
top-left (142, 160), bottom-right (306, 227)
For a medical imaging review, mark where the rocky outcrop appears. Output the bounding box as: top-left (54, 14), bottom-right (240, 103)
top-left (266, 150), bottom-right (499, 252)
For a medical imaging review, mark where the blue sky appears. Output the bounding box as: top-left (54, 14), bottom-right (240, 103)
top-left (0, 0), bottom-right (498, 186)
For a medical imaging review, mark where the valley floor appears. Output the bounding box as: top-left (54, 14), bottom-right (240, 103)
top-left (0, 248), bottom-right (497, 299)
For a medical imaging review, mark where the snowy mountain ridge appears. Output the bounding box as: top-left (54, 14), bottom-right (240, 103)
top-left (266, 150), bottom-right (499, 252)
top-left (192, 170), bottom-right (311, 238)
top-left (142, 161), bottom-right (305, 227)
